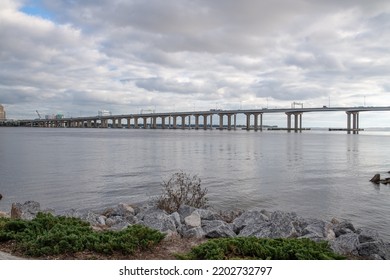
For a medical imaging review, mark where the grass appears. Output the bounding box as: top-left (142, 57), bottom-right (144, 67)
top-left (177, 237), bottom-right (345, 260)
top-left (0, 213), bottom-right (165, 257)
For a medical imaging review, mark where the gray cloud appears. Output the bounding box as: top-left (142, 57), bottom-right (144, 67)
top-left (1, 0), bottom-right (390, 125)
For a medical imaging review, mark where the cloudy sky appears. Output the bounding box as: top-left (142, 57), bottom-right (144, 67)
top-left (1, 0), bottom-right (390, 126)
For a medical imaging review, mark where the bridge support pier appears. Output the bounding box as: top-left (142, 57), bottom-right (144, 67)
top-left (346, 111), bottom-right (359, 134)
top-left (286, 112), bottom-right (303, 132)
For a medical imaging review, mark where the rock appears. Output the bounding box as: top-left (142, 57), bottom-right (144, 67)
top-left (184, 212), bottom-right (201, 228)
top-left (11, 201), bottom-right (41, 220)
top-left (302, 219), bottom-right (335, 241)
top-left (82, 211), bottom-right (101, 226)
top-left (357, 241), bottom-right (388, 259)
top-left (380, 178), bottom-right (390, 184)
top-left (0, 193), bottom-right (2, 200)
top-left (202, 220), bottom-right (236, 238)
top-left (170, 212), bottom-right (181, 228)
top-left (370, 174), bottom-right (381, 184)
top-left (64, 209), bottom-right (84, 219)
top-left (232, 209), bottom-right (269, 233)
top-left (193, 208), bottom-right (221, 221)
top-left (330, 233), bottom-right (360, 256)
top-left (182, 227), bottom-right (206, 239)
top-left (97, 215), bottom-right (106, 226)
top-left (357, 228), bottom-right (380, 243)
top-left (332, 220), bottom-right (356, 237)
top-left (177, 205), bottom-right (197, 222)
top-left (140, 209), bottom-right (177, 233)
top-left (0, 211), bottom-right (9, 218)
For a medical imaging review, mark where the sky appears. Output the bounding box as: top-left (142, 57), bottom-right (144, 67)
top-left (1, 0), bottom-right (390, 126)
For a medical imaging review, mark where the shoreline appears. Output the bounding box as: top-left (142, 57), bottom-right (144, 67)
top-left (1, 200), bottom-right (389, 260)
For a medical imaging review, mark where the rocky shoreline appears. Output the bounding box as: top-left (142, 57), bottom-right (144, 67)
top-left (4, 200), bottom-right (390, 260)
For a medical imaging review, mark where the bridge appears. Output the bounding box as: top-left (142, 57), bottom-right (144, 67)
top-left (17, 106), bottom-right (390, 134)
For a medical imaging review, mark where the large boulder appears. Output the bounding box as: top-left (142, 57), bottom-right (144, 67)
top-left (10, 201), bottom-right (41, 220)
top-left (184, 212), bottom-right (201, 228)
top-left (139, 208), bottom-right (177, 234)
top-left (202, 220), bottom-right (236, 238)
top-left (330, 233), bottom-right (360, 256)
top-left (232, 209), bottom-right (269, 233)
top-left (301, 219), bottom-right (335, 241)
top-left (370, 174), bottom-right (381, 184)
top-left (238, 210), bottom-right (306, 238)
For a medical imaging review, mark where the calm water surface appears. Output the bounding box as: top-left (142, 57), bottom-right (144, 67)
top-left (1, 127), bottom-right (390, 241)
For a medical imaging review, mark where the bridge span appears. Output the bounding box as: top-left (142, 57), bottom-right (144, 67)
top-left (18, 106), bottom-right (390, 134)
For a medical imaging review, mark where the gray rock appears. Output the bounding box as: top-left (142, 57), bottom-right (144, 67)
top-left (177, 205), bottom-right (197, 222)
top-left (332, 220), bottom-right (356, 237)
top-left (370, 174), bottom-right (381, 184)
top-left (202, 220), bottom-right (236, 238)
top-left (170, 212), bottom-right (181, 228)
top-left (97, 215), bottom-right (106, 226)
top-left (232, 209), bottom-right (269, 233)
top-left (141, 210), bottom-right (177, 233)
top-left (82, 211), bottom-right (101, 226)
top-left (11, 201), bottom-right (41, 220)
top-left (330, 233), bottom-right (360, 256)
top-left (182, 227), bottom-right (206, 239)
top-left (63, 209), bottom-right (84, 219)
top-left (185, 212), bottom-right (201, 228)
top-left (110, 221), bottom-right (131, 231)
top-left (357, 241), bottom-right (387, 259)
top-left (302, 219), bottom-right (335, 241)
top-left (193, 208), bottom-right (221, 221)
top-left (239, 211), bottom-right (308, 238)
top-left (357, 228), bottom-right (380, 243)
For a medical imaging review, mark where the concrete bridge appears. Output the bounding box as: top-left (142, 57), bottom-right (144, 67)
top-left (18, 106), bottom-right (390, 134)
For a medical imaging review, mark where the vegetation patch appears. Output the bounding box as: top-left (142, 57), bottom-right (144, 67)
top-left (156, 172), bottom-right (208, 213)
top-left (178, 237), bottom-right (345, 260)
top-left (0, 213), bottom-right (165, 257)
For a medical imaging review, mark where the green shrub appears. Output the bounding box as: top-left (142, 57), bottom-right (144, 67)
top-left (157, 172), bottom-right (208, 213)
top-left (0, 212), bottom-right (165, 257)
top-left (178, 237), bottom-right (345, 260)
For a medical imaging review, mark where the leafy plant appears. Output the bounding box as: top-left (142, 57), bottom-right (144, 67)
top-left (0, 212), bottom-right (165, 257)
top-left (156, 172), bottom-right (208, 213)
top-left (178, 237), bottom-right (345, 260)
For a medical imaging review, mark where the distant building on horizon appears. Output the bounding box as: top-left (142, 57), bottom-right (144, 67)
top-left (0, 104), bottom-right (6, 121)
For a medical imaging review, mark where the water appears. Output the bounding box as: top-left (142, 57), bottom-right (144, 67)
top-left (1, 127), bottom-right (390, 241)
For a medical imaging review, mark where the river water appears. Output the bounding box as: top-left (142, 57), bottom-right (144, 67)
top-left (1, 127), bottom-right (390, 241)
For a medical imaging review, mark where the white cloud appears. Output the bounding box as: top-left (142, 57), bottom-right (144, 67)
top-left (0, 0), bottom-right (390, 126)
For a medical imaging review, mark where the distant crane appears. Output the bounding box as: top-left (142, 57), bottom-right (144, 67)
top-left (36, 110), bottom-right (42, 119)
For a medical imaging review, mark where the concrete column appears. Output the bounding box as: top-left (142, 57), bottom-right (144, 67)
top-left (219, 114), bottom-right (224, 130)
top-left (173, 116), bottom-right (177, 129)
top-left (356, 112), bottom-right (359, 134)
top-left (234, 114), bottom-right (237, 130)
top-left (181, 115), bottom-right (186, 129)
top-left (127, 118), bottom-right (131, 129)
top-left (260, 113), bottom-right (263, 131)
top-left (195, 115), bottom-right (199, 130)
top-left (143, 117), bottom-right (148, 128)
top-left (87, 120), bottom-right (91, 128)
top-left (134, 117), bottom-right (139, 128)
top-left (202, 115), bottom-right (208, 130)
top-left (117, 119), bottom-right (122, 128)
top-left (299, 113), bottom-right (302, 132)
top-left (161, 117), bottom-right (166, 129)
top-left (210, 114), bottom-right (213, 129)
top-left (227, 114), bottom-right (232, 130)
top-left (294, 113), bottom-right (299, 132)
top-left (152, 117), bottom-right (157, 129)
top-left (254, 113), bottom-right (259, 131)
top-left (286, 113), bottom-right (292, 132)
top-left (347, 112), bottom-right (351, 134)
top-left (246, 114), bottom-right (251, 130)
